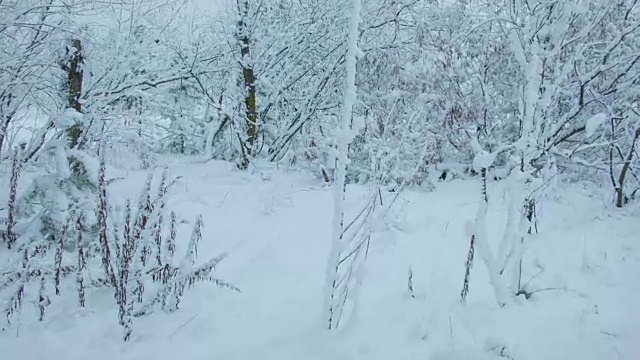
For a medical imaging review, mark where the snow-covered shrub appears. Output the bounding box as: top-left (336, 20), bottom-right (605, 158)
top-left (94, 165), bottom-right (239, 340)
top-left (460, 154), bottom-right (542, 307)
top-left (0, 112), bottom-right (101, 326)
top-left (0, 150), bottom-right (237, 340)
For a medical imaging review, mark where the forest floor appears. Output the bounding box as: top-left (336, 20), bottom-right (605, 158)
top-left (1, 155), bottom-right (639, 360)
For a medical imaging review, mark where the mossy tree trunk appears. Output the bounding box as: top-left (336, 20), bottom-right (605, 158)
top-left (237, 0), bottom-right (258, 169)
top-left (63, 39), bottom-right (85, 176)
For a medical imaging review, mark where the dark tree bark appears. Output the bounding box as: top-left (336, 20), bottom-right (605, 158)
top-left (237, 0), bottom-right (258, 169)
top-left (65, 39), bottom-right (84, 149)
top-left (615, 128), bottom-right (640, 208)
top-left (62, 39), bottom-right (86, 177)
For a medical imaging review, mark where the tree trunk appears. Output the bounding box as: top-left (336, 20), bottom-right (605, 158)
top-left (237, 0), bottom-right (257, 169)
top-left (615, 128), bottom-right (640, 208)
top-left (0, 115), bottom-right (11, 160)
top-left (65, 39), bottom-right (84, 149)
top-left (64, 39), bottom-right (85, 177)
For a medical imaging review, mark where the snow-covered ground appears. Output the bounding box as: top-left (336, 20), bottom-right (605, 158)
top-left (1, 156), bottom-right (639, 360)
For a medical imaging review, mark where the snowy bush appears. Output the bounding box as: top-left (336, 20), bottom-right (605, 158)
top-left (0, 153), bottom-right (237, 340)
top-left (96, 166), bottom-right (238, 340)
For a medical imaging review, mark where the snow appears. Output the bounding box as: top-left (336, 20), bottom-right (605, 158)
top-left (2, 156), bottom-right (639, 360)
top-left (54, 108), bottom-right (83, 130)
top-left (54, 142), bottom-right (71, 179)
top-left (585, 113), bottom-right (608, 138)
top-left (473, 151), bottom-right (497, 171)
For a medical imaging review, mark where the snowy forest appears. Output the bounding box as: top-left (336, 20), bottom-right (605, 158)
top-left (0, 0), bottom-right (639, 359)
